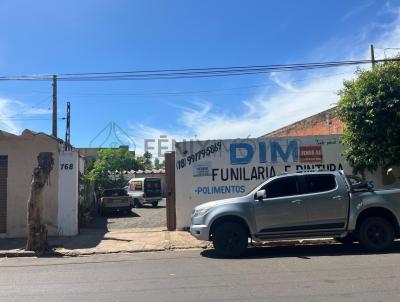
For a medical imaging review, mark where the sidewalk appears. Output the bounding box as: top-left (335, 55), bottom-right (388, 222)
top-left (0, 228), bottom-right (336, 258)
top-left (0, 228), bottom-right (211, 258)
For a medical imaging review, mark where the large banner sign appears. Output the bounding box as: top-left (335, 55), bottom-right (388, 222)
top-left (175, 135), bottom-right (351, 229)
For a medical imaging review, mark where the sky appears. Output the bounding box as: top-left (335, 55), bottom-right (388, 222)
top-left (0, 0), bottom-right (400, 157)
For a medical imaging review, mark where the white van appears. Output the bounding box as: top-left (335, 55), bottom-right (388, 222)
top-left (127, 177), bottom-right (162, 208)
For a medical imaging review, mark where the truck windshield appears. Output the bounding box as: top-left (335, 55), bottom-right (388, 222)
top-left (102, 189), bottom-right (127, 197)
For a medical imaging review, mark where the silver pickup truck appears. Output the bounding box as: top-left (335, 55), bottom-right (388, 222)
top-left (190, 171), bottom-right (400, 257)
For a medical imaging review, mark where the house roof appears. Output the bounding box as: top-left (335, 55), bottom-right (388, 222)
top-left (260, 107), bottom-right (343, 138)
top-left (0, 129), bottom-right (66, 145)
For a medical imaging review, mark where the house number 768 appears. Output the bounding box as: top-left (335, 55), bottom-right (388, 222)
top-left (61, 163), bottom-right (74, 170)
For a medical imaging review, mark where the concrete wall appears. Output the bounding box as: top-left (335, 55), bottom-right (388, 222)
top-left (174, 135), bottom-right (400, 229)
top-left (0, 130), bottom-right (60, 238)
top-left (57, 151), bottom-right (79, 236)
top-left (175, 135), bottom-right (352, 229)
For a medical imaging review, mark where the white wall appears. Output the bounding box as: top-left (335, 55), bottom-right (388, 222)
top-left (175, 135), bottom-right (400, 229)
top-left (0, 130), bottom-right (60, 238)
top-left (175, 135), bottom-right (353, 229)
top-left (57, 151), bottom-right (79, 236)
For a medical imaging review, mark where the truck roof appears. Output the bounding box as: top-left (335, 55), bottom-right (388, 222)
top-left (279, 170), bottom-right (342, 177)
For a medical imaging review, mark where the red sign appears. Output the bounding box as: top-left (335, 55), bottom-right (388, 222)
top-left (300, 146), bottom-right (323, 163)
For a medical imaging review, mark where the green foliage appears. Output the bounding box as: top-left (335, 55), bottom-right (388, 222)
top-left (154, 158), bottom-right (165, 169)
top-left (143, 151), bottom-right (153, 169)
top-left (85, 148), bottom-right (136, 190)
top-left (337, 58), bottom-right (400, 174)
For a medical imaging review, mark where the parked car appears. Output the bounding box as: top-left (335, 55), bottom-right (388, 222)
top-left (127, 177), bottom-right (162, 208)
top-left (190, 170), bottom-right (400, 257)
top-left (98, 188), bottom-right (132, 215)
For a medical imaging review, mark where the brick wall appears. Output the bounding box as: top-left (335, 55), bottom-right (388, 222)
top-left (262, 108), bottom-right (343, 138)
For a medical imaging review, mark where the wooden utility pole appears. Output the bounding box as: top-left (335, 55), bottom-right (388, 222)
top-left (65, 102), bottom-right (71, 150)
top-left (52, 75), bottom-right (58, 137)
top-left (26, 152), bottom-right (54, 252)
top-left (370, 44), bottom-right (375, 68)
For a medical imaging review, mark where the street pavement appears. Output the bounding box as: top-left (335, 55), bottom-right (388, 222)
top-left (1, 243), bottom-right (400, 302)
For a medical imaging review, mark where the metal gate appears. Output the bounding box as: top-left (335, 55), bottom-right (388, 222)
top-left (0, 156), bottom-right (7, 233)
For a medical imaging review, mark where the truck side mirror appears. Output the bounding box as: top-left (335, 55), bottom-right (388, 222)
top-left (255, 189), bottom-right (266, 201)
top-left (367, 181), bottom-right (374, 190)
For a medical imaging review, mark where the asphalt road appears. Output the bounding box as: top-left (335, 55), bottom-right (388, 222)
top-left (1, 243), bottom-right (400, 302)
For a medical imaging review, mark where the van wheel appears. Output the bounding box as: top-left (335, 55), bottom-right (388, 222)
top-left (152, 201), bottom-right (158, 208)
top-left (133, 199), bottom-right (142, 208)
top-left (212, 222), bottom-right (248, 258)
top-left (358, 217), bottom-right (394, 251)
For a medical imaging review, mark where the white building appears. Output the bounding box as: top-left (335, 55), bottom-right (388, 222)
top-left (0, 129), bottom-right (79, 238)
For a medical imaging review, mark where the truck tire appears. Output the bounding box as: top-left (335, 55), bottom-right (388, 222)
top-left (212, 222), bottom-right (248, 258)
top-left (334, 234), bottom-right (356, 245)
top-left (152, 201), bottom-right (158, 208)
top-left (133, 199), bottom-right (142, 208)
top-left (358, 217), bottom-right (394, 251)
top-left (99, 206), bottom-right (107, 217)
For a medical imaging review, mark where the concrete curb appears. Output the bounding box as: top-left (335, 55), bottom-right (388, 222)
top-left (0, 238), bottom-right (337, 258)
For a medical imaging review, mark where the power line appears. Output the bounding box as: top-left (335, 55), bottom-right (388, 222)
top-left (0, 58), bottom-right (397, 82)
top-left (0, 117), bottom-right (65, 121)
top-left (16, 72), bottom-right (349, 97)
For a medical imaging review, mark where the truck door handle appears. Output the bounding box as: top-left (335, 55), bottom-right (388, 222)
top-left (332, 195), bottom-right (343, 200)
top-left (291, 199), bottom-right (302, 204)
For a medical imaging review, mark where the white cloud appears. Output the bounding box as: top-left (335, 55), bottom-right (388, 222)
top-left (342, 0), bottom-right (376, 22)
top-left (0, 98), bottom-right (20, 134)
top-left (129, 5), bottom-right (400, 156)
top-left (0, 98), bottom-right (52, 134)
top-left (269, 72), bottom-right (299, 92)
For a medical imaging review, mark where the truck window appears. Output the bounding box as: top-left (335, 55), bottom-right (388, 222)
top-left (303, 174), bottom-right (336, 193)
top-left (145, 180), bottom-right (160, 189)
top-left (263, 176), bottom-right (298, 198)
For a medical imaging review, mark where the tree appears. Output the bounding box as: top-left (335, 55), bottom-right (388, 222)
top-left (26, 152), bottom-right (54, 252)
top-left (337, 58), bottom-right (400, 175)
top-left (154, 158), bottom-right (165, 169)
top-left (143, 151), bottom-right (153, 169)
top-left (85, 148), bottom-right (136, 190)
top-left (154, 158), bottom-right (161, 169)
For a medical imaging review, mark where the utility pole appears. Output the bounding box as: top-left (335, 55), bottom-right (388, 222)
top-left (370, 44), bottom-right (375, 68)
top-left (65, 102), bottom-right (71, 150)
top-left (52, 75), bottom-right (58, 137)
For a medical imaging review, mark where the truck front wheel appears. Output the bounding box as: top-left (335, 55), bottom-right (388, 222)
top-left (212, 222), bottom-right (248, 258)
top-left (133, 199), bottom-right (142, 208)
top-left (334, 234), bottom-right (356, 245)
top-left (358, 217), bottom-right (394, 251)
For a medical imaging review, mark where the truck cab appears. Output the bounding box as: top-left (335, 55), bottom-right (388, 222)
top-left (190, 171), bottom-right (400, 257)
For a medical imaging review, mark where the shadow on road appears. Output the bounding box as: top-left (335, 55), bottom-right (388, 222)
top-left (200, 241), bottom-right (400, 260)
top-left (135, 205), bottom-right (166, 209)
